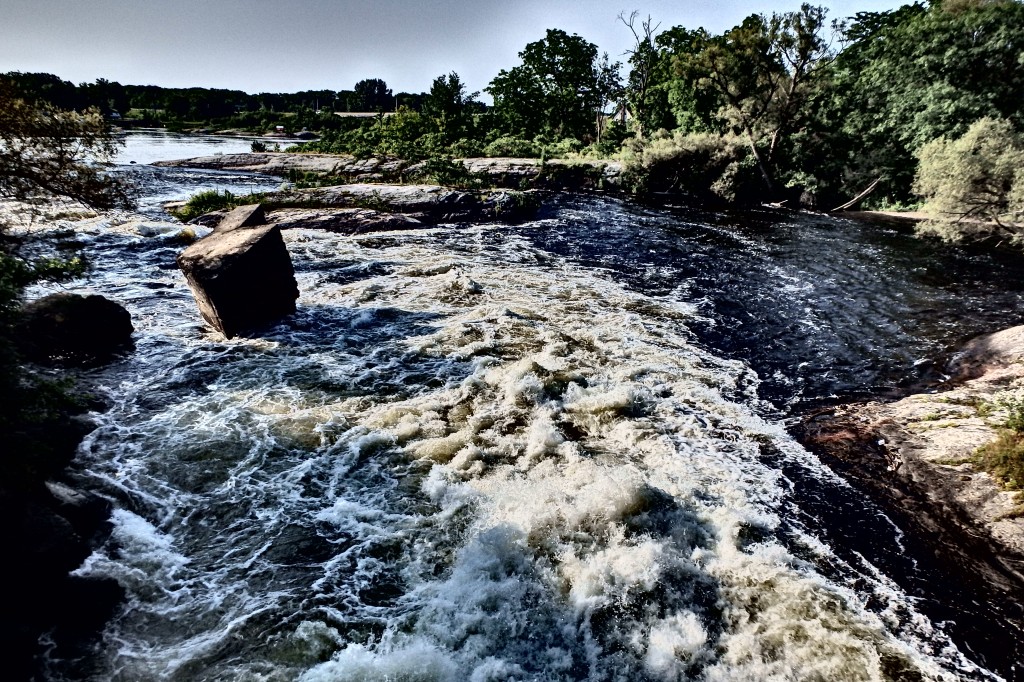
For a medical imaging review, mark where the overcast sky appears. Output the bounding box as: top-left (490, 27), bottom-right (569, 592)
top-left (2, 1), bottom-right (906, 96)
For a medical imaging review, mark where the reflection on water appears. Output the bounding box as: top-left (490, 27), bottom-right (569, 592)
top-left (113, 128), bottom-right (296, 165)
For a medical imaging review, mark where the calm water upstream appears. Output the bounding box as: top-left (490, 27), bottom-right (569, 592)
top-left (36, 132), bottom-right (1024, 680)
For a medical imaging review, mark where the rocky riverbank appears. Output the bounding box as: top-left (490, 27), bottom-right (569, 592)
top-left (153, 153), bottom-right (624, 192)
top-left (796, 326), bottom-right (1024, 594)
top-left (168, 182), bottom-right (542, 234)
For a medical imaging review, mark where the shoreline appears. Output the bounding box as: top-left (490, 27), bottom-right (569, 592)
top-left (793, 326), bottom-right (1024, 593)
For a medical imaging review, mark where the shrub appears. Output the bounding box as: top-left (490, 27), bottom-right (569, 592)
top-left (914, 117), bottom-right (1024, 244)
top-left (415, 157), bottom-right (484, 189)
top-left (973, 396), bottom-right (1024, 491)
top-left (170, 189), bottom-right (240, 222)
top-left (483, 135), bottom-right (540, 158)
top-left (448, 138), bottom-right (485, 158)
top-left (622, 130), bottom-right (758, 202)
top-left (546, 137), bottom-right (583, 158)
top-left (251, 140), bottom-right (268, 153)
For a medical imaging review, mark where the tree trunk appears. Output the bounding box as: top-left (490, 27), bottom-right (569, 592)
top-left (745, 131), bottom-right (775, 194)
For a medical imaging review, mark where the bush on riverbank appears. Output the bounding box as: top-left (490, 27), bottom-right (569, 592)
top-left (914, 118), bottom-right (1024, 245)
top-left (620, 131), bottom-right (760, 203)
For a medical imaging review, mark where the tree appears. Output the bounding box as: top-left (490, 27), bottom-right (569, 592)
top-left (619, 11), bottom-right (661, 139)
top-left (0, 84), bottom-right (128, 209)
top-left (677, 4), bottom-right (833, 193)
top-left (0, 80), bottom-right (130, 479)
top-left (914, 117), bottom-right (1024, 242)
top-left (487, 29), bottom-right (609, 142)
top-left (835, 0), bottom-right (1024, 201)
top-left (353, 78), bottom-right (394, 112)
top-left (594, 52), bottom-right (624, 143)
top-left (421, 72), bottom-right (479, 143)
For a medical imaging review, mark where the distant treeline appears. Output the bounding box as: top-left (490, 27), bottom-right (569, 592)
top-left (5, 0), bottom-right (1024, 213)
top-left (1, 71), bottom-right (418, 119)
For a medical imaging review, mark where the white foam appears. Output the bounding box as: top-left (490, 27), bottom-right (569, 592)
top-left (58, 218), bottom-right (991, 680)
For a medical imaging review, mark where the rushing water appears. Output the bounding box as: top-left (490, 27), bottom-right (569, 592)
top-left (34, 132), bottom-right (1024, 680)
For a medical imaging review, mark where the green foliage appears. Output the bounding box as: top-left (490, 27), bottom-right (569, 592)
top-left (448, 138), bottom-right (486, 158)
top-left (1004, 398), bottom-right (1024, 433)
top-left (422, 72), bottom-right (479, 144)
top-left (967, 395), bottom-right (1024, 491)
top-left (974, 431), bottom-right (1024, 490)
top-left (622, 130), bottom-right (758, 202)
top-left (415, 157), bottom-right (486, 189)
top-left (170, 189), bottom-right (241, 222)
top-left (0, 84), bottom-right (130, 485)
top-left (486, 29), bottom-right (621, 143)
top-left (483, 136), bottom-right (541, 158)
top-left (353, 78), bottom-right (394, 112)
top-left (834, 0), bottom-right (1024, 203)
top-left (913, 117), bottom-right (1024, 243)
top-left (675, 5), bottom-right (834, 194)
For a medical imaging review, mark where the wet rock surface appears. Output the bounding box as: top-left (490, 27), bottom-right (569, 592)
top-left (177, 204), bottom-right (299, 339)
top-left (796, 325), bottom-right (1024, 587)
top-left (266, 183), bottom-right (539, 223)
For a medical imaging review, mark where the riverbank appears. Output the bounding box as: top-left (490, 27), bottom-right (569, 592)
top-left (796, 326), bottom-right (1024, 594)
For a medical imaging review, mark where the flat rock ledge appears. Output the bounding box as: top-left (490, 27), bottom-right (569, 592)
top-left (174, 183), bottom-right (540, 234)
top-left (153, 153), bottom-right (623, 191)
top-left (798, 325), bottom-right (1024, 587)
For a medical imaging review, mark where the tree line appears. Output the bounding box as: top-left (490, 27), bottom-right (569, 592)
top-left (4, 0), bottom-right (1024, 218)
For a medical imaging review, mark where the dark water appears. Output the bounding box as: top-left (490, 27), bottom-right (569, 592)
top-left (521, 196), bottom-right (1024, 409)
top-left (37, 147), bottom-right (1024, 680)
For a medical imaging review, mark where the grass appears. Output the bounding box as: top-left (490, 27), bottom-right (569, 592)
top-left (973, 397), bottom-right (1024, 492)
top-left (169, 189), bottom-right (258, 222)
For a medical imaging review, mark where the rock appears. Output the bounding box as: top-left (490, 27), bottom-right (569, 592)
top-left (795, 328), bottom-right (1024, 592)
top-left (153, 153), bottom-right (623, 192)
top-left (46, 481), bottom-right (113, 546)
top-left (18, 293), bottom-right (133, 365)
top-left (267, 207), bottom-right (423, 233)
top-left (177, 204), bottom-right (299, 339)
top-left (949, 325), bottom-right (1024, 379)
top-left (0, 484), bottom-right (121, 680)
top-left (268, 183), bottom-right (539, 223)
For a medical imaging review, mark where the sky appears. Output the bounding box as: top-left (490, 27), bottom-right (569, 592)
top-left (2, 0), bottom-right (907, 97)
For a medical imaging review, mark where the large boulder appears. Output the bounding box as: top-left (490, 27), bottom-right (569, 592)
top-left (176, 204), bottom-right (299, 339)
top-left (18, 293), bottom-right (133, 365)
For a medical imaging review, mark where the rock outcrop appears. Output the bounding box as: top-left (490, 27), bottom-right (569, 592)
top-left (153, 153), bottom-right (624, 192)
top-left (18, 293), bottom-right (133, 365)
top-left (797, 325), bottom-right (1024, 588)
top-left (266, 183), bottom-right (539, 223)
top-left (176, 204), bottom-right (299, 339)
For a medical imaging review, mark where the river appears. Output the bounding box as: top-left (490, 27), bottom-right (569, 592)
top-left (36, 131), bottom-right (1024, 681)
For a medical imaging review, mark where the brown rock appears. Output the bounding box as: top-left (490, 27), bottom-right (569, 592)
top-left (177, 204), bottom-right (299, 339)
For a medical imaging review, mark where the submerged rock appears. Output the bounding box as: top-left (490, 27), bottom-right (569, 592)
top-left (177, 204), bottom-right (299, 339)
top-left (18, 293), bottom-right (133, 365)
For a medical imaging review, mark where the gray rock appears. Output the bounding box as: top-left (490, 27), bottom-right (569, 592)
top-left (153, 153), bottom-right (622, 191)
top-left (177, 204), bottom-right (299, 339)
top-left (268, 207), bottom-right (423, 233)
top-left (268, 183), bottom-right (539, 223)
